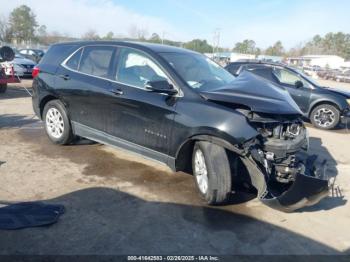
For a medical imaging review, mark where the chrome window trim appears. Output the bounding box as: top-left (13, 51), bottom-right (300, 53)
top-left (61, 44), bottom-right (184, 97)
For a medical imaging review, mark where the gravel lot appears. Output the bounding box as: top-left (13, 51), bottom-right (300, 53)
top-left (0, 79), bottom-right (350, 255)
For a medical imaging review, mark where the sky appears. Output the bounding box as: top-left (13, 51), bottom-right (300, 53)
top-left (1, 0), bottom-right (350, 49)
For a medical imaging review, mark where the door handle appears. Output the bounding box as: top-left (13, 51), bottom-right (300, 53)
top-left (110, 88), bottom-right (123, 95)
top-left (59, 74), bottom-right (70, 80)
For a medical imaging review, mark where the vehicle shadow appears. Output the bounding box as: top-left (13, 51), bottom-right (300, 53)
top-left (0, 85), bottom-right (32, 100)
top-left (304, 121), bottom-right (350, 134)
top-left (298, 136), bottom-right (346, 212)
top-left (0, 187), bottom-right (344, 255)
top-left (0, 114), bottom-right (39, 129)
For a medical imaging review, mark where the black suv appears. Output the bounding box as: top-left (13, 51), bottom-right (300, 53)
top-left (225, 61), bottom-right (350, 129)
top-left (32, 41), bottom-right (328, 212)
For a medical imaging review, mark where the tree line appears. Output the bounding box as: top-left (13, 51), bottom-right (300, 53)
top-left (1, 5), bottom-right (350, 59)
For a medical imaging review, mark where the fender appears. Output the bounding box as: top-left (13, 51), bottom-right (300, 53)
top-left (308, 97), bottom-right (348, 116)
top-left (173, 132), bottom-right (251, 172)
top-left (186, 134), bottom-right (246, 156)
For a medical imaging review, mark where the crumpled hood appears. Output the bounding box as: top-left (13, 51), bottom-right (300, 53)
top-left (200, 71), bottom-right (303, 115)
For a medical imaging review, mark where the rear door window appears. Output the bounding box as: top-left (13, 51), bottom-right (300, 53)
top-left (246, 65), bottom-right (274, 81)
top-left (79, 46), bottom-right (116, 79)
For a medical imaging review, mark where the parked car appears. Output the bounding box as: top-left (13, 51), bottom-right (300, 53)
top-left (32, 41), bottom-right (329, 212)
top-left (316, 68), bottom-right (329, 79)
top-left (335, 70), bottom-right (350, 83)
top-left (321, 69), bottom-right (342, 80)
top-left (0, 45), bottom-right (20, 93)
top-left (302, 65), bottom-right (319, 79)
top-left (13, 54), bottom-right (36, 77)
top-left (225, 61), bottom-right (350, 129)
top-left (18, 48), bottom-right (45, 63)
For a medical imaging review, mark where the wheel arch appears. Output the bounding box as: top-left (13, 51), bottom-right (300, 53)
top-left (308, 100), bottom-right (341, 118)
top-left (174, 134), bottom-right (244, 173)
top-left (39, 95), bottom-right (61, 119)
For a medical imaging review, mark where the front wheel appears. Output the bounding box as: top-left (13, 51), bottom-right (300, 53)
top-left (0, 84), bottom-right (7, 93)
top-left (43, 100), bottom-right (75, 145)
top-left (310, 104), bottom-right (340, 130)
top-left (192, 141), bottom-right (232, 205)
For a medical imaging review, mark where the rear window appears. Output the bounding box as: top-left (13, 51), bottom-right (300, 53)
top-left (40, 44), bottom-right (78, 66)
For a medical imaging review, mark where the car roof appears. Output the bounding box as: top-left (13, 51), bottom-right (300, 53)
top-left (227, 60), bottom-right (301, 72)
top-left (51, 40), bottom-right (197, 55)
top-left (228, 60), bottom-right (287, 67)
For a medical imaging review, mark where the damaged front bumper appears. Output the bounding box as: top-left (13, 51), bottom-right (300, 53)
top-left (341, 108), bottom-right (350, 125)
top-left (240, 156), bottom-right (329, 212)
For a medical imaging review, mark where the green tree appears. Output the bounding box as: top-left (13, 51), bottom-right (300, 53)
top-left (149, 33), bottom-right (161, 44)
top-left (184, 39), bottom-right (213, 53)
top-left (8, 5), bottom-right (38, 43)
top-left (103, 31), bottom-right (114, 40)
top-left (232, 39), bottom-right (257, 54)
top-left (265, 41), bottom-right (284, 56)
top-left (302, 32), bottom-right (350, 59)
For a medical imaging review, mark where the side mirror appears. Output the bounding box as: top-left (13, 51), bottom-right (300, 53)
top-left (295, 80), bottom-right (303, 88)
top-left (145, 80), bottom-right (178, 96)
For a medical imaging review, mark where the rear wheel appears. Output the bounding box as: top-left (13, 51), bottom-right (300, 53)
top-left (0, 84), bottom-right (7, 93)
top-left (43, 100), bottom-right (74, 145)
top-left (192, 141), bottom-right (232, 205)
top-left (310, 104), bottom-right (340, 130)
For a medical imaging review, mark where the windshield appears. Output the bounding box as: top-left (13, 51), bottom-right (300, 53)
top-left (15, 54), bottom-right (24, 59)
top-left (160, 52), bottom-right (236, 91)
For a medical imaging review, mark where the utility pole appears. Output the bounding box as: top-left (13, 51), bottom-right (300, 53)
top-left (213, 28), bottom-right (221, 59)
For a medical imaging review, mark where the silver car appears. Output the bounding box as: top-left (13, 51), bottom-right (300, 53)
top-left (13, 54), bottom-right (36, 77)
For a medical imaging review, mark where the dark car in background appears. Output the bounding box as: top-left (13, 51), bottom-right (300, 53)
top-left (225, 61), bottom-right (350, 129)
top-left (19, 48), bottom-right (45, 63)
top-left (335, 70), bottom-right (350, 83)
top-left (32, 41), bottom-right (329, 212)
top-left (318, 68), bottom-right (342, 80)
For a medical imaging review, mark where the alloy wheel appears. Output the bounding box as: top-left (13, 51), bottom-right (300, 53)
top-left (46, 108), bottom-right (64, 138)
top-left (313, 107), bottom-right (336, 128)
top-left (194, 148), bottom-right (209, 194)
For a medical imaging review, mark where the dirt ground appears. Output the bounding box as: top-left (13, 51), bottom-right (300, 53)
top-left (0, 79), bottom-right (350, 255)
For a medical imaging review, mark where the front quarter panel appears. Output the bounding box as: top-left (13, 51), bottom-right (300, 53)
top-left (169, 97), bottom-right (259, 157)
top-left (309, 89), bottom-right (349, 115)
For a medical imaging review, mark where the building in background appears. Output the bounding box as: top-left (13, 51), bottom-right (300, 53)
top-left (205, 52), bottom-right (256, 66)
top-left (257, 55), bottom-right (283, 62)
top-left (287, 55), bottom-right (345, 69)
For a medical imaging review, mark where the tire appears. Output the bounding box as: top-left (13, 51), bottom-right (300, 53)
top-left (310, 104), bottom-right (340, 130)
top-left (43, 100), bottom-right (74, 145)
top-left (0, 84), bottom-right (7, 93)
top-left (192, 141), bottom-right (232, 205)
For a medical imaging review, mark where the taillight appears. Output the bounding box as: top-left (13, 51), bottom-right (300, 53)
top-left (32, 66), bottom-right (40, 78)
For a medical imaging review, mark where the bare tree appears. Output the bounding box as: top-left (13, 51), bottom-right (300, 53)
top-left (0, 15), bottom-right (12, 43)
top-left (128, 25), bottom-right (138, 39)
top-left (81, 29), bottom-right (100, 40)
top-left (128, 24), bottom-right (148, 40)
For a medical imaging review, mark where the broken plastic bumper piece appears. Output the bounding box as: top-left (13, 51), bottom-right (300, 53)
top-left (240, 156), bottom-right (329, 212)
top-left (260, 173), bottom-right (329, 212)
